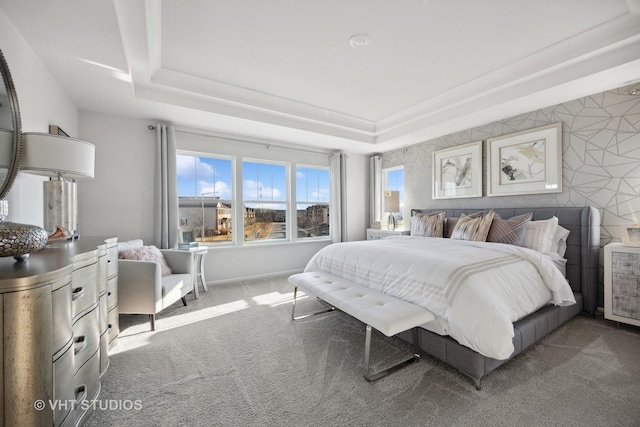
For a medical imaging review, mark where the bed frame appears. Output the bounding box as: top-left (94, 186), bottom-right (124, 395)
top-left (400, 206), bottom-right (601, 389)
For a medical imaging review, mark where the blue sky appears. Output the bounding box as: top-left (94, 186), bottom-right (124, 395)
top-left (177, 155), bottom-right (330, 206)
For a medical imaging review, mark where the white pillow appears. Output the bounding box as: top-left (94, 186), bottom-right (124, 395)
top-left (549, 225), bottom-right (570, 257)
top-left (521, 217), bottom-right (558, 253)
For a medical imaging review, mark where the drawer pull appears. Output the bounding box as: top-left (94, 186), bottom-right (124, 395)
top-left (108, 323), bottom-right (112, 331)
top-left (72, 287), bottom-right (85, 301)
top-left (108, 291), bottom-right (112, 297)
top-left (75, 384), bottom-right (87, 407)
top-left (74, 336), bottom-right (87, 354)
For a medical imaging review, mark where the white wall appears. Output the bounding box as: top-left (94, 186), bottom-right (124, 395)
top-left (1, 8), bottom-right (79, 225)
top-left (78, 111), bottom-right (156, 241)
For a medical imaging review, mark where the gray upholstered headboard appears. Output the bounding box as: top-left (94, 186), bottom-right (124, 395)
top-left (411, 206), bottom-right (601, 314)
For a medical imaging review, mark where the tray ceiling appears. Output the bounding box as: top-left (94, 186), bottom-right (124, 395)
top-left (2, 0), bottom-right (640, 152)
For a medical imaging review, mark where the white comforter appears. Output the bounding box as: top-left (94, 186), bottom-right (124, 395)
top-left (304, 236), bottom-right (575, 360)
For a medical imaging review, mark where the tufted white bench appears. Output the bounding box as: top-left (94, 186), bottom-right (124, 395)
top-left (289, 271), bottom-right (435, 381)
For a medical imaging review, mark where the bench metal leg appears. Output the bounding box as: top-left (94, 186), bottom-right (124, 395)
top-left (291, 286), bottom-right (335, 320)
top-left (364, 326), bottom-right (421, 382)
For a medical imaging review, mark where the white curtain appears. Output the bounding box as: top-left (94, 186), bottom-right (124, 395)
top-left (370, 154), bottom-right (382, 227)
top-left (154, 124), bottom-right (179, 249)
top-left (330, 153), bottom-right (348, 242)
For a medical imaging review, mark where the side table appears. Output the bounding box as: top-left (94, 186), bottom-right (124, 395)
top-left (191, 247), bottom-right (208, 299)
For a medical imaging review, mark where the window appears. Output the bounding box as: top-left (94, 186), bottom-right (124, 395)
top-left (242, 160), bottom-right (287, 242)
top-left (383, 166), bottom-right (404, 224)
top-left (177, 136), bottom-right (332, 246)
top-left (296, 166), bottom-right (330, 238)
top-left (177, 154), bottom-right (233, 245)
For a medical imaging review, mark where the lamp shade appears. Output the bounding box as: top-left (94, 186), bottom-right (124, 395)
top-left (20, 132), bottom-right (95, 179)
top-left (384, 190), bottom-right (400, 212)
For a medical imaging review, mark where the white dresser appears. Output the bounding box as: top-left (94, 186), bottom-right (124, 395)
top-left (0, 237), bottom-right (118, 426)
top-left (604, 243), bottom-right (640, 327)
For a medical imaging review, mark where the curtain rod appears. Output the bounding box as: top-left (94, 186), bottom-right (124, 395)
top-left (149, 124), bottom-right (336, 156)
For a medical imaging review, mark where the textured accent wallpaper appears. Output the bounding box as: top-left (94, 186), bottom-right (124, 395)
top-left (383, 82), bottom-right (640, 246)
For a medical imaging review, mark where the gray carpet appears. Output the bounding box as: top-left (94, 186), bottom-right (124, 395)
top-left (87, 275), bottom-right (640, 427)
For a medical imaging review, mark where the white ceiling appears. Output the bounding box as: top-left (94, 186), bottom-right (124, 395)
top-left (2, 0), bottom-right (640, 153)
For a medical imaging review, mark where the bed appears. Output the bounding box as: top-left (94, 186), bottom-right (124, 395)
top-left (302, 206), bottom-right (600, 388)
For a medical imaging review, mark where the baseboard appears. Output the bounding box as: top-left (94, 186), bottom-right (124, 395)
top-left (206, 269), bottom-right (304, 286)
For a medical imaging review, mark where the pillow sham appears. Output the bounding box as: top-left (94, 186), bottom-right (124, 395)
top-left (451, 210), bottom-right (495, 242)
top-left (487, 213), bottom-right (532, 246)
top-left (521, 216), bottom-right (558, 253)
top-left (549, 225), bottom-right (570, 257)
top-left (410, 211), bottom-right (445, 237)
top-left (444, 217), bottom-right (459, 238)
top-left (119, 245), bottom-right (173, 276)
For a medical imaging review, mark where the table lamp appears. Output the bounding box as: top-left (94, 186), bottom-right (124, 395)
top-left (384, 190), bottom-right (400, 231)
top-left (20, 132), bottom-right (95, 240)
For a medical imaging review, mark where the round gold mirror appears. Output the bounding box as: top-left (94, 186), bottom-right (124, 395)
top-left (0, 48), bottom-right (22, 201)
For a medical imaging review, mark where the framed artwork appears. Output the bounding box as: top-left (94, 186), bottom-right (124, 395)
top-left (487, 123), bottom-right (562, 197)
top-left (179, 228), bottom-right (194, 244)
top-left (621, 224), bottom-right (640, 247)
top-left (432, 140), bottom-right (482, 199)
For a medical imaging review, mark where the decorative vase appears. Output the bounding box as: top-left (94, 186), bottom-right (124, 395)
top-left (0, 221), bottom-right (49, 260)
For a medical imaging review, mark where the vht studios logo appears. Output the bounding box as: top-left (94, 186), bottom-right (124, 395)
top-left (34, 399), bottom-right (143, 411)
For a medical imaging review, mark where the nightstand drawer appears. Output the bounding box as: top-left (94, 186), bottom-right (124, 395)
top-left (366, 228), bottom-right (410, 240)
top-left (604, 243), bottom-right (640, 327)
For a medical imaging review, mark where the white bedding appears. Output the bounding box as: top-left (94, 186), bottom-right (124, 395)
top-left (304, 236), bottom-right (575, 360)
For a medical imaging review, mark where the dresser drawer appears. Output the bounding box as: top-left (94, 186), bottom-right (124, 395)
top-left (53, 345), bottom-right (74, 426)
top-left (107, 242), bottom-right (118, 278)
top-left (108, 306), bottom-right (120, 344)
top-left (97, 244), bottom-right (108, 295)
top-left (72, 307), bottom-right (100, 372)
top-left (71, 262), bottom-right (99, 320)
top-left (100, 331), bottom-right (110, 377)
top-left (107, 276), bottom-right (118, 310)
top-left (52, 280), bottom-right (73, 356)
top-left (69, 349), bottom-right (101, 427)
top-left (99, 293), bottom-right (108, 334)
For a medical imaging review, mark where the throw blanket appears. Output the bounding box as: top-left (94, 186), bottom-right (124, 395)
top-left (304, 237), bottom-right (575, 360)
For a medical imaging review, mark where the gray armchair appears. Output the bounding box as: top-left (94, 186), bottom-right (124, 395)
top-left (118, 240), bottom-right (194, 330)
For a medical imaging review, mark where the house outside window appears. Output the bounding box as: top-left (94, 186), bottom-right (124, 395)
top-left (296, 166), bottom-right (330, 238)
top-left (177, 154), bottom-right (233, 245)
top-left (242, 160), bottom-right (287, 242)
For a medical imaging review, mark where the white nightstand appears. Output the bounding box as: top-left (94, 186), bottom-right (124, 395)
top-left (366, 228), bottom-right (410, 240)
top-left (604, 243), bottom-right (640, 327)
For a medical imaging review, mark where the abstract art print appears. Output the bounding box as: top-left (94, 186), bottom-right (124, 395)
top-left (487, 123), bottom-right (562, 197)
top-left (432, 140), bottom-right (482, 199)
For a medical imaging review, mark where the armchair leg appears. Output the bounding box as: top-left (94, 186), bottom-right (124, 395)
top-left (182, 296), bottom-right (188, 306)
top-left (150, 314), bottom-right (156, 331)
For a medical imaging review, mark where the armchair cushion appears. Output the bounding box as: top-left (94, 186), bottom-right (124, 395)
top-left (120, 245), bottom-right (173, 276)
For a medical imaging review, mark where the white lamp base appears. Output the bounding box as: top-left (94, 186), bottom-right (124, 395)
top-left (387, 213), bottom-right (396, 231)
top-left (43, 179), bottom-right (78, 239)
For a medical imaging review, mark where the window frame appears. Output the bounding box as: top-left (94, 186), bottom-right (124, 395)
top-left (241, 158), bottom-right (290, 244)
top-left (295, 164), bottom-right (331, 241)
top-left (176, 151), bottom-right (236, 247)
top-left (177, 149), bottom-right (333, 247)
top-left (382, 165), bottom-right (405, 225)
